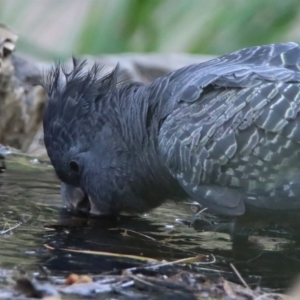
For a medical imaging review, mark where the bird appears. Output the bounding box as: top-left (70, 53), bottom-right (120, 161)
top-left (36, 42), bottom-right (300, 217)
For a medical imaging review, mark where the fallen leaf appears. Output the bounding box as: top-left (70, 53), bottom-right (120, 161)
top-left (65, 273), bottom-right (92, 285)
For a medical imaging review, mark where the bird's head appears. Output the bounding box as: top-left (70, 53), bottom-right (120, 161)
top-left (35, 58), bottom-right (155, 216)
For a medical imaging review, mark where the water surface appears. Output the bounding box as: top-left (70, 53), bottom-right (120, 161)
top-left (0, 153), bottom-right (300, 292)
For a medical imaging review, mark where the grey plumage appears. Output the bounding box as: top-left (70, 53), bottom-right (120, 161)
top-left (37, 43), bottom-right (300, 216)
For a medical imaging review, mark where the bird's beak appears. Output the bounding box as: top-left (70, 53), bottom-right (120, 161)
top-left (60, 182), bottom-right (111, 216)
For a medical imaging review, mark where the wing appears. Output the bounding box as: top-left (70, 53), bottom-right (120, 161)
top-left (155, 43), bottom-right (300, 215)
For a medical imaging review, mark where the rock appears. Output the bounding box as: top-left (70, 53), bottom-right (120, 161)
top-left (0, 24), bottom-right (47, 155)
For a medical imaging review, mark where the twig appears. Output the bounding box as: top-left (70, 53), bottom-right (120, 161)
top-left (128, 274), bottom-right (155, 287)
top-left (126, 254), bottom-right (216, 273)
top-left (230, 263), bottom-right (251, 291)
top-left (0, 222), bottom-right (21, 234)
top-left (195, 207), bottom-right (208, 216)
top-left (109, 228), bottom-right (157, 241)
top-left (254, 293), bottom-right (292, 300)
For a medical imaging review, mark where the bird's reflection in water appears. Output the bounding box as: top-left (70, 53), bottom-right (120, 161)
top-left (40, 204), bottom-right (300, 290)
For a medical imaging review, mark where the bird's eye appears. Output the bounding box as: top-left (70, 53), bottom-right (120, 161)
top-left (70, 160), bottom-right (80, 173)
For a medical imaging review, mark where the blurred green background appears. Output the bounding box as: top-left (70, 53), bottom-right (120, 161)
top-left (0, 0), bottom-right (300, 60)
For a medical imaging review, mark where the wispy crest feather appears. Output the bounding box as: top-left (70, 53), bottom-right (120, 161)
top-left (32, 57), bottom-right (130, 103)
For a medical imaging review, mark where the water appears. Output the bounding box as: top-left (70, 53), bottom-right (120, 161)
top-left (0, 153), bottom-right (300, 292)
